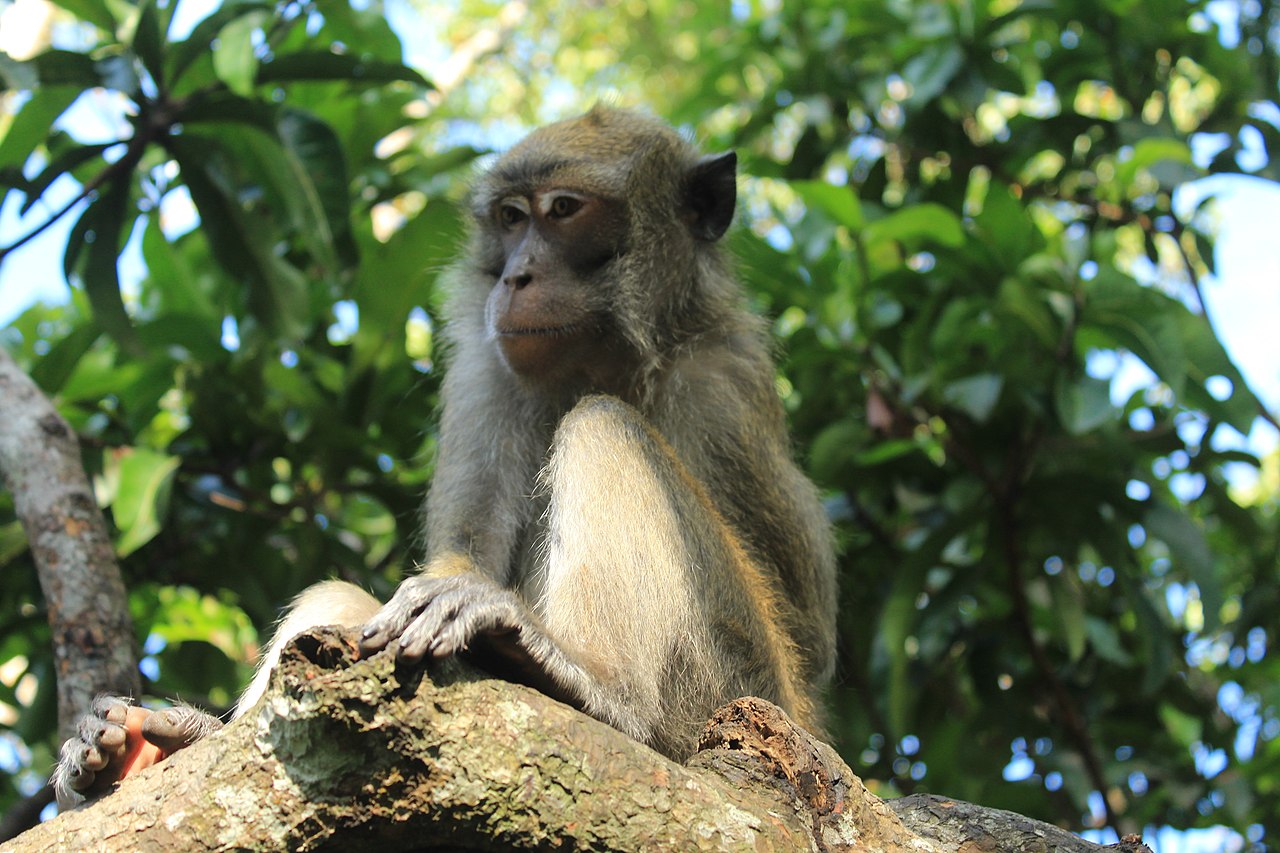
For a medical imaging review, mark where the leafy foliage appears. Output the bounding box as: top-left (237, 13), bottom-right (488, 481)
top-left (1, 0), bottom-right (1277, 842)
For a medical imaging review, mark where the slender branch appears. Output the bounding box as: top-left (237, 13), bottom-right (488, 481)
top-left (1169, 219), bottom-right (1280, 432)
top-left (0, 131), bottom-right (145, 264)
top-left (0, 785), bottom-right (54, 843)
top-left (998, 494), bottom-right (1122, 832)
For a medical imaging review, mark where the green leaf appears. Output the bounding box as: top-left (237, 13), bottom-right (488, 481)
top-left (853, 438), bottom-right (919, 466)
top-left (212, 10), bottom-right (269, 97)
top-left (1085, 616), bottom-right (1134, 665)
top-left (1159, 703), bottom-right (1202, 747)
top-left (792, 180), bottom-right (863, 230)
top-left (29, 323), bottom-right (102, 393)
top-left (18, 50), bottom-right (143, 95)
top-left (902, 43), bottom-right (964, 105)
top-left (1116, 139), bottom-right (1195, 190)
top-left (810, 419), bottom-right (861, 477)
top-left (128, 0), bottom-right (166, 89)
top-left (352, 197), bottom-right (462, 370)
top-left (0, 86), bottom-right (80, 170)
top-left (0, 521), bottom-right (29, 566)
top-left (141, 585), bottom-right (256, 662)
top-left (1082, 267), bottom-right (1188, 399)
top-left (275, 108), bottom-right (355, 268)
top-left (975, 182), bottom-right (1040, 265)
top-left (25, 49), bottom-right (103, 88)
top-left (167, 2), bottom-right (272, 86)
top-left (880, 580), bottom-right (917, 735)
top-left (1054, 374), bottom-right (1114, 435)
top-left (941, 373), bottom-right (1003, 422)
top-left (865, 203), bottom-right (965, 249)
top-left (1118, 571), bottom-right (1176, 695)
top-left (63, 174), bottom-right (142, 354)
top-left (45, 0), bottom-right (117, 32)
top-left (256, 51), bottom-right (433, 88)
top-left (108, 447), bottom-right (181, 557)
top-left (1052, 580), bottom-right (1088, 662)
top-left (137, 214), bottom-right (219, 323)
top-left (1144, 502), bottom-right (1221, 628)
top-left (168, 134), bottom-right (311, 339)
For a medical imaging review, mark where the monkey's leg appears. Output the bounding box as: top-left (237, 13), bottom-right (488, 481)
top-left (233, 580), bottom-right (381, 717)
top-left (535, 395), bottom-right (778, 755)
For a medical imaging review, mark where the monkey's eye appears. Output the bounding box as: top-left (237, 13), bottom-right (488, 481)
top-left (546, 195), bottom-right (583, 220)
top-left (498, 204), bottom-right (527, 229)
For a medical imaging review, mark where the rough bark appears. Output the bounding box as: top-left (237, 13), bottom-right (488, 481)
top-left (4, 628), bottom-right (1150, 853)
top-left (890, 795), bottom-right (1154, 853)
top-left (0, 346), bottom-right (140, 738)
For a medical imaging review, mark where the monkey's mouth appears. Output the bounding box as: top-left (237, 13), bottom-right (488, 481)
top-left (498, 325), bottom-right (576, 337)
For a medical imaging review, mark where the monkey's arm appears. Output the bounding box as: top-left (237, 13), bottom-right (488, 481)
top-left (659, 344), bottom-right (839, 685)
top-left (418, 338), bottom-right (551, 585)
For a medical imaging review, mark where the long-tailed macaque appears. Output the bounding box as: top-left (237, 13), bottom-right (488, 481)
top-left (54, 106), bottom-right (838, 809)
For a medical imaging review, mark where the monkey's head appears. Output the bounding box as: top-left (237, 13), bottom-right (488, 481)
top-left (462, 106), bottom-right (738, 391)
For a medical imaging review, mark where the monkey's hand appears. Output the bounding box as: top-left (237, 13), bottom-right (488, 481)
top-left (359, 574), bottom-right (591, 705)
top-left (359, 573), bottom-right (531, 663)
top-left (52, 695), bottom-right (223, 809)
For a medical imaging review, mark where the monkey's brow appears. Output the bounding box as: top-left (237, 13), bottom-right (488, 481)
top-left (491, 158), bottom-right (581, 186)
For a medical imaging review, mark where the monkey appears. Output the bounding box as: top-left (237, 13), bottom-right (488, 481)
top-left (53, 105), bottom-right (838, 809)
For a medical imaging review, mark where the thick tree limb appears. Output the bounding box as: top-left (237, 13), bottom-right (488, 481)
top-left (6, 628), bottom-right (1150, 852)
top-left (0, 347), bottom-right (139, 738)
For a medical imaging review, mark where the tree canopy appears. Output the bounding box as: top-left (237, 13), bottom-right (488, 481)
top-left (0, 0), bottom-right (1276, 845)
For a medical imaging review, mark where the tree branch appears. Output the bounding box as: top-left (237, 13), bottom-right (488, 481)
top-left (7, 627), bottom-right (1152, 852)
top-left (0, 347), bottom-right (140, 738)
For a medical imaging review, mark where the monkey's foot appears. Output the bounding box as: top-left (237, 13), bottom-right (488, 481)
top-left (54, 696), bottom-right (222, 809)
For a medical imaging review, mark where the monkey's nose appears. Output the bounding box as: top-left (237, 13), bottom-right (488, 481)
top-left (504, 272), bottom-right (533, 289)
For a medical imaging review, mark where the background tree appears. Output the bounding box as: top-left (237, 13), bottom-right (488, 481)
top-left (0, 0), bottom-right (1275, 846)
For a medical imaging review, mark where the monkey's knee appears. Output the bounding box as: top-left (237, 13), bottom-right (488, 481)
top-left (235, 581), bottom-right (381, 717)
top-left (549, 395), bottom-right (670, 480)
top-left (284, 580), bottom-right (382, 630)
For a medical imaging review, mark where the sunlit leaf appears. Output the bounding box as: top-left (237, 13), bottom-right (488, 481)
top-left (257, 51), bottom-right (432, 88)
top-left (0, 86), bottom-right (80, 170)
top-left (792, 180), bottom-right (863, 230)
top-left (212, 10), bottom-right (269, 97)
top-left (167, 2), bottom-right (272, 86)
top-left (941, 373), bottom-right (1003, 422)
top-left (63, 173), bottom-right (142, 354)
top-left (1144, 503), bottom-right (1221, 629)
top-left (1054, 374), bottom-right (1114, 435)
top-left (865, 203), bottom-right (965, 249)
top-left (108, 447), bottom-right (181, 556)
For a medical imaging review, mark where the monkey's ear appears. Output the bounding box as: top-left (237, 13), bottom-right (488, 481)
top-left (685, 151), bottom-right (737, 242)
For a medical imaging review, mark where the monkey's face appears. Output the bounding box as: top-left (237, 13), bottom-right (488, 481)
top-left (482, 185), bottom-right (629, 385)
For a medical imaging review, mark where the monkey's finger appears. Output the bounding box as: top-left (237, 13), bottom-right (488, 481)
top-left (76, 714), bottom-right (126, 762)
top-left (359, 614), bottom-right (409, 654)
top-left (92, 694), bottom-right (131, 725)
top-left (63, 760), bottom-right (98, 793)
top-left (425, 594), bottom-right (524, 660)
top-left (141, 706), bottom-right (213, 752)
top-left (395, 605), bottom-right (458, 663)
top-left (75, 742), bottom-right (110, 775)
top-left (361, 576), bottom-right (450, 653)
